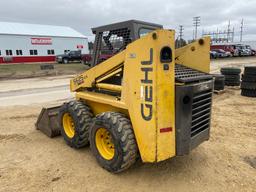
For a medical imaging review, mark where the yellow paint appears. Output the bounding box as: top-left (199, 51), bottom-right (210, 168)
top-left (175, 37), bottom-right (211, 73)
top-left (96, 83), bottom-right (122, 92)
top-left (76, 91), bottom-right (126, 109)
top-left (154, 30), bottom-right (176, 161)
top-left (84, 100), bottom-right (129, 116)
top-left (95, 67), bottom-right (123, 83)
top-left (95, 127), bottom-right (115, 160)
top-left (120, 30), bottom-right (177, 162)
top-left (62, 113), bottom-right (75, 138)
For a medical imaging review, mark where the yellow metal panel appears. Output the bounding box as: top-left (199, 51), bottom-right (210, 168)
top-left (175, 37), bottom-right (211, 73)
top-left (122, 30), bottom-right (176, 162)
top-left (85, 100), bottom-right (128, 116)
top-left (122, 35), bottom-right (156, 162)
top-left (154, 30), bottom-right (176, 162)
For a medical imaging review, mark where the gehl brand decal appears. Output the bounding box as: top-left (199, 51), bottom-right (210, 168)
top-left (141, 48), bottom-right (153, 121)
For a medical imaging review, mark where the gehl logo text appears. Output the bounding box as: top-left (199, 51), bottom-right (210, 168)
top-left (141, 48), bottom-right (153, 121)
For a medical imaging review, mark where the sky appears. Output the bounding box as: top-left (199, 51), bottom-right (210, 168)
top-left (0, 0), bottom-right (256, 42)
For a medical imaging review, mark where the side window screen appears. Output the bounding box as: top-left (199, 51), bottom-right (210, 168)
top-left (139, 28), bottom-right (154, 37)
top-left (101, 28), bottom-right (131, 55)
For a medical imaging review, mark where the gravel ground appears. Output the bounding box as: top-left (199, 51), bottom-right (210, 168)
top-left (0, 89), bottom-right (255, 192)
top-left (0, 58), bottom-right (255, 192)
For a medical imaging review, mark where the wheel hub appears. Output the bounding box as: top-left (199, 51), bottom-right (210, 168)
top-left (62, 113), bottom-right (75, 138)
top-left (95, 128), bottom-right (115, 160)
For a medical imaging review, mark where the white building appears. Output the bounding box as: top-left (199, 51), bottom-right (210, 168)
top-left (0, 22), bottom-right (89, 64)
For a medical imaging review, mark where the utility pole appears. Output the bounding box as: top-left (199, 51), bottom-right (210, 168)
top-left (193, 16), bottom-right (201, 39)
top-left (227, 20), bottom-right (231, 42)
top-left (232, 27), bottom-right (235, 42)
top-left (216, 28), bottom-right (219, 42)
top-left (179, 25), bottom-right (184, 40)
top-left (178, 25), bottom-right (184, 48)
top-left (240, 19), bottom-right (244, 42)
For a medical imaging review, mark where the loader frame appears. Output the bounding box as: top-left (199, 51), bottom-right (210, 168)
top-left (70, 26), bottom-right (212, 162)
top-left (36, 20), bottom-right (213, 168)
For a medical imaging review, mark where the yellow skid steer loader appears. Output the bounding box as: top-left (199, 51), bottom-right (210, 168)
top-left (36, 20), bottom-right (213, 173)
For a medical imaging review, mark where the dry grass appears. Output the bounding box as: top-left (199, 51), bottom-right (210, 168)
top-left (0, 63), bottom-right (89, 79)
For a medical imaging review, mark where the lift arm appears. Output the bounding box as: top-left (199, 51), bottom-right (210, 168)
top-left (70, 51), bottom-right (125, 92)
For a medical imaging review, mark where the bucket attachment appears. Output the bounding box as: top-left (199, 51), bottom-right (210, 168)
top-left (36, 106), bottom-right (61, 138)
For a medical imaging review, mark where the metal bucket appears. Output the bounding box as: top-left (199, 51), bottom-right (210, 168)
top-left (35, 106), bottom-right (61, 138)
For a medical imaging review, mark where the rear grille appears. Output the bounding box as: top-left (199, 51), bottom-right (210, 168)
top-left (191, 89), bottom-right (212, 137)
top-left (175, 64), bottom-right (213, 83)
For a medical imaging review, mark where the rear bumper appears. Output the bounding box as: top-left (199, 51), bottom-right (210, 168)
top-left (175, 80), bottom-right (214, 156)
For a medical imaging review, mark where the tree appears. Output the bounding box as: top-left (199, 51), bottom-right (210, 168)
top-left (175, 38), bottom-right (187, 48)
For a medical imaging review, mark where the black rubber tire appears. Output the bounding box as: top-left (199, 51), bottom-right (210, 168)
top-left (242, 75), bottom-right (256, 82)
top-left (214, 85), bottom-right (224, 90)
top-left (241, 82), bottom-right (256, 90)
top-left (221, 67), bottom-right (241, 75)
top-left (244, 66), bottom-right (256, 76)
top-left (90, 112), bottom-right (138, 173)
top-left (214, 83), bottom-right (225, 90)
top-left (63, 58), bottom-right (69, 64)
top-left (224, 74), bottom-right (240, 81)
top-left (59, 100), bottom-right (94, 148)
top-left (212, 74), bottom-right (225, 90)
top-left (215, 80), bottom-right (225, 85)
top-left (222, 74), bottom-right (240, 86)
top-left (225, 81), bottom-right (240, 86)
top-left (241, 89), bottom-right (256, 97)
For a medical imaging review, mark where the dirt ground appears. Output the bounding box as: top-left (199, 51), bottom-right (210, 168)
top-left (0, 58), bottom-right (256, 192)
top-left (0, 89), bottom-right (255, 192)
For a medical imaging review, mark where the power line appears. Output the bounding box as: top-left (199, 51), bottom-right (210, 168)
top-left (193, 16), bottom-right (200, 39)
top-left (202, 20), bottom-right (235, 43)
top-left (240, 19), bottom-right (244, 42)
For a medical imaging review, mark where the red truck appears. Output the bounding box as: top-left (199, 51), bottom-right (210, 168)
top-left (211, 44), bottom-right (238, 56)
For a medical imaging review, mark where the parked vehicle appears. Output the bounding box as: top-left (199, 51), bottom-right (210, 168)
top-left (210, 51), bottom-right (218, 59)
top-left (211, 44), bottom-right (237, 56)
top-left (56, 50), bottom-right (92, 64)
top-left (225, 51), bottom-right (232, 57)
top-left (56, 50), bottom-right (82, 64)
top-left (81, 54), bottom-right (92, 65)
top-left (245, 45), bottom-right (256, 56)
top-left (212, 49), bottom-right (230, 58)
top-left (233, 44), bottom-right (251, 56)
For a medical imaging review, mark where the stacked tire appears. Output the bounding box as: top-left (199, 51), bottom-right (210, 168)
top-left (220, 67), bottom-right (241, 86)
top-left (241, 66), bottom-right (256, 97)
top-left (212, 74), bottom-right (225, 91)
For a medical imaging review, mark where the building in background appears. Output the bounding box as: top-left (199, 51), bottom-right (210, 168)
top-left (0, 22), bottom-right (89, 64)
